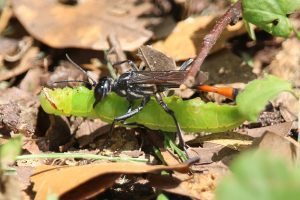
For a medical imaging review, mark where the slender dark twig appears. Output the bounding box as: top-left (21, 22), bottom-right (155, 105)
top-left (107, 33), bottom-right (130, 75)
top-left (183, 0), bottom-right (242, 87)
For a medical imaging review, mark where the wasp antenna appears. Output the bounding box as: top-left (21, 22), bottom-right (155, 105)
top-left (65, 54), bottom-right (97, 86)
top-left (51, 80), bottom-right (92, 87)
top-left (113, 60), bottom-right (138, 71)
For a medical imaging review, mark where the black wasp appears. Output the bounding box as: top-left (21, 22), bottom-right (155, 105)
top-left (55, 55), bottom-right (206, 152)
top-left (57, 54), bottom-right (237, 152)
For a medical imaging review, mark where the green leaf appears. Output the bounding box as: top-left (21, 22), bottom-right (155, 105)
top-left (46, 192), bottom-right (59, 200)
top-left (163, 133), bottom-right (188, 161)
top-left (157, 193), bottom-right (169, 200)
top-left (244, 19), bottom-right (256, 40)
top-left (216, 150), bottom-right (300, 200)
top-left (236, 75), bottom-right (292, 121)
top-left (0, 136), bottom-right (22, 169)
top-left (243, 0), bottom-right (300, 37)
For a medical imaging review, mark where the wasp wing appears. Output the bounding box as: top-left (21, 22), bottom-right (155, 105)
top-left (128, 71), bottom-right (208, 86)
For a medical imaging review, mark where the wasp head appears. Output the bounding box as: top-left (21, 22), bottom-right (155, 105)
top-left (93, 77), bottom-right (113, 108)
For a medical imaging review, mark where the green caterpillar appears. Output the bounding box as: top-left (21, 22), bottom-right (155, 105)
top-left (40, 75), bottom-right (293, 133)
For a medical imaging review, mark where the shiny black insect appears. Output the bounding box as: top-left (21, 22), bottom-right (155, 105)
top-left (58, 55), bottom-right (205, 151)
top-left (58, 55), bottom-right (237, 153)
top-left (97, 61), bottom-right (207, 150)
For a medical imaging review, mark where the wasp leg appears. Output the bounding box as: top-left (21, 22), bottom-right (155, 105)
top-left (154, 93), bottom-right (188, 154)
top-left (112, 60), bottom-right (139, 71)
top-left (105, 100), bottom-right (134, 141)
top-left (121, 122), bottom-right (148, 129)
top-left (109, 96), bottom-right (150, 136)
top-left (179, 58), bottom-right (193, 71)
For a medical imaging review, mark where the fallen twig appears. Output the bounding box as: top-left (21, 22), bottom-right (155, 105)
top-left (107, 33), bottom-right (130, 74)
top-left (183, 0), bottom-right (242, 87)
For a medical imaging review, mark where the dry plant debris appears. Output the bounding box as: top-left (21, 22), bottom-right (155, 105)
top-left (0, 87), bottom-right (39, 137)
top-left (12, 0), bottom-right (155, 50)
top-left (153, 16), bottom-right (246, 60)
top-left (31, 160), bottom-right (194, 199)
top-left (0, 1), bottom-right (299, 199)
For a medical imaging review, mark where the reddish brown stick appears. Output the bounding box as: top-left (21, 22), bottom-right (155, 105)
top-left (183, 0), bottom-right (242, 87)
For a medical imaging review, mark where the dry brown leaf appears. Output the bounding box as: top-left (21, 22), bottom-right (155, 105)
top-left (267, 38), bottom-right (299, 126)
top-left (4, 36), bottom-right (34, 62)
top-left (0, 174), bottom-right (22, 200)
top-left (0, 87), bottom-right (39, 137)
top-left (159, 148), bottom-right (181, 166)
top-left (257, 131), bottom-right (300, 164)
top-left (19, 67), bottom-right (44, 94)
top-left (274, 92), bottom-right (298, 128)
top-left (191, 161), bottom-right (229, 175)
top-left (16, 166), bottom-right (34, 191)
top-left (47, 60), bottom-right (88, 88)
top-left (94, 127), bottom-right (139, 151)
top-left (201, 50), bottom-right (256, 84)
top-left (268, 38), bottom-right (300, 87)
top-left (187, 145), bottom-right (238, 164)
top-left (121, 150), bottom-right (144, 158)
top-left (153, 16), bottom-right (246, 61)
top-left (45, 115), bottom-right (71, 151)
top-left (149, 173), bottom-right (217, 200)
top-left (75, 119), bottom-right (108, 148)
top-left (22, 139), bottom-right (42, 155)
top-left (12, 0), bottom-right (153, 51)
top-left (243, 121), bottom-right (293, 138)
top-left (0, 37), bottom-right (18, 55)
top-left (31, 160), bottom-right (193, 199)
top-left (0, 47), bottom-right (39, 81)
top-left (137, 45), bottom-right (177, 71)
top-left (188, 132), bottom-right (253, 151)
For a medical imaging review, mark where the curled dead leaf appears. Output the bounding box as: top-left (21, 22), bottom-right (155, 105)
top-left (188, 132), bottom-right (254, 151)
top-left (257, 131), bottom-right (300, 164)
top-left (0, 47), bottom-right (39, 81)
top-left (243, 121), bottom-right (293, 138)
top-left (153, 16), bottom-right (246, 61)
top-left (149, 172), bottom-right (218, 200)
top-left (0, 87), bottom-right (39, 137)
top-left (31, 159), bottom-right (196, 199)
top-left (12, 0), bottom-right (153, 51)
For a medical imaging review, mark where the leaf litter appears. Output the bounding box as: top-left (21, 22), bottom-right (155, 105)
top-left (31, 158), bottom-right (197, 199)
top-left (0, 1), bottom-right (299, 199)
top-left (12, 0), bottom-right (156, 51)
